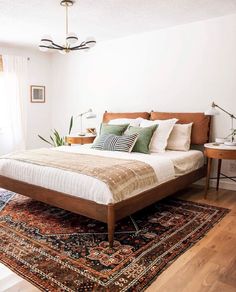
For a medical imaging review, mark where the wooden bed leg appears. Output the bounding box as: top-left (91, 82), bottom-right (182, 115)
top-left (108, 204), bottom-right (115, 248)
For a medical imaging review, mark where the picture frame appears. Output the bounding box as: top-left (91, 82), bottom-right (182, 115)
top-left (30, 85), bottom-right (45, 103)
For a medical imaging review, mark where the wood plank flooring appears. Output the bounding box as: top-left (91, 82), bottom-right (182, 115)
top-left (147, 186), bottom-right (236, 292)
top-left (0, 186), bottom-right (235, 292)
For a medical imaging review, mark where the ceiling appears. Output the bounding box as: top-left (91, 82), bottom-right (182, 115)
top-left (0, 0), bottom-right (236, 48)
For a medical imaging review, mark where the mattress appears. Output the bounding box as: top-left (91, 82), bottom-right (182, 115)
top-left (0, 145), bottom-right (204, 205)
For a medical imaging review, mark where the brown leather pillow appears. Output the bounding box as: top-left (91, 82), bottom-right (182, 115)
top-left (150, 112), bottom-right (211, 145)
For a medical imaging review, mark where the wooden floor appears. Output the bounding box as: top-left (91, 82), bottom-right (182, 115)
top-left (0, 186), bottom-right (235, 292)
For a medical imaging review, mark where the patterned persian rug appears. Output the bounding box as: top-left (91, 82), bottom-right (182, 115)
top-left (0, 189), bottom-right (229, 292)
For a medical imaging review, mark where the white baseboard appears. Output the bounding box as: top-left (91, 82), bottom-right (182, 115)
top-left (194, 178), bottom-right (236, 191)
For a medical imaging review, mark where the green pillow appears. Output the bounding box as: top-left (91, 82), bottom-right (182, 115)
top-left (125, 125), bottom-right (158, 154)
top-left (100, 123), bottom-right (129, 136)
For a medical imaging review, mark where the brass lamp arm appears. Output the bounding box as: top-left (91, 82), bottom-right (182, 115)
top-left (212, 102), bottom-right (236, 119)
top-left (77, 109), bottom-right (92, 118)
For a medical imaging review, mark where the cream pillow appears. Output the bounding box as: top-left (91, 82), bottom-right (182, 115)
top-left (167, 123), bottom-right (193, 151)
top-left (140, 118), bottom-right (178, 152)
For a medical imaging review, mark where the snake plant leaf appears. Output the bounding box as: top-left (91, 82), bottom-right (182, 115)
top-left (69, 116), bottom-right (73, 135)
top-left (53, 130), bottom-right (62, 146)
top-left (50, 135), bottom-right (55, 144)
top-left (38, 135), bottom-right (54, 146)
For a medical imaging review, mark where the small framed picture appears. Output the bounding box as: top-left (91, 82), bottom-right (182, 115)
top-left (30, 85), bottom-right (45, 103)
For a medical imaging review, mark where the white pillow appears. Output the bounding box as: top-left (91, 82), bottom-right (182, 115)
top-left (167, 123), bottom-right (193, 151)
top-left (140, 118), bottom-right (178, 152)
top-left (108, 118), bottom-right (143, 127)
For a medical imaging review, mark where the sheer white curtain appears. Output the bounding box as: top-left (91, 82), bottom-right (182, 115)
top-left (0, 55), bottom-right (28, 154)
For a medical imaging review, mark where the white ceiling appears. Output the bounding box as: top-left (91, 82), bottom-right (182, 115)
top-left (0, 0), bottom-right (236, 48)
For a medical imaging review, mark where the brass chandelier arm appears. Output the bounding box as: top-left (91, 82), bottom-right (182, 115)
top-left (39, 45), bottom-right (62, 50)
top-left (40, 44), bottom-right (90, 51)
top-left (70, 44), bottom-right (88, 50)
top-left (39, 43), bottom-right (65, 50)
top-left (51, 42), bottom-right (65, 50)
top-left (70, 41), bottom-right (96, 50)
top-left (70, 46), bottom-right (90, 51)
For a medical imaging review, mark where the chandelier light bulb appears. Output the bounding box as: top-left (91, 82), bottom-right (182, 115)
top-left (85, 37), bottom-right (96, 48)
top-left (38, 0), bottom-right (96, 54)
top-left (66, 32), bottom-right (78, 45)
top-left (40, 35), bottom-right (53, 46)
top-left (39, 41), bottom-right (49, 52)
top-left (82, 47), bottom-right (90, 53)
top-left (39, 47), bottom-right (49, 52)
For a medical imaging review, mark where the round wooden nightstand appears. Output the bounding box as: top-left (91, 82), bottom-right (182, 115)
top-left (65, 134), bottom-right (96, 145)
top-left (204, 143), bottom-right (236, 198)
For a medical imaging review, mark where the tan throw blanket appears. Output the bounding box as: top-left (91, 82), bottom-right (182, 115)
top-left (3, 148), bottom-right (158, 202)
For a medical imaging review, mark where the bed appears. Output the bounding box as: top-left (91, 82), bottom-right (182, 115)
top-left (0, 111), bottom-right (211, 247)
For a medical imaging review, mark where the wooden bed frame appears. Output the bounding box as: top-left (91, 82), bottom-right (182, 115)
top-left (0, 111), bottom-right (211, 247)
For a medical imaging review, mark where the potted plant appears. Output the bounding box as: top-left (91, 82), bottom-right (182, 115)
top-left (38, 116), bottom-right (73, 147)
top-left (224, 129), bottom-right (236, 146)
top-left (228, 129), bottom-right (236, 142)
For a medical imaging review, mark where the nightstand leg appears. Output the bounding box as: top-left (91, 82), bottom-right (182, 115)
top-left (204, 158), bottom-right (212, 199)
top-left (216, 159), bottom-right (222, 191)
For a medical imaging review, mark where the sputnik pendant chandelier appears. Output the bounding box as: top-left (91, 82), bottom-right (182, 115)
top-left (39, 0), bottom-right (96, 54)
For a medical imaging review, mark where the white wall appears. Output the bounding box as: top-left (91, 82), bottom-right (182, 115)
top-left (51, 13), bottom-right (236, 190)
top-left (51, 14), bottom-right (236, 134)
top-left (0, 45), bottom-right (52, 150)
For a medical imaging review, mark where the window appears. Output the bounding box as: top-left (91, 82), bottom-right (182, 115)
top-left (0, 55), bottom-right (27, 154)
top-left (0, 72), bottom-right (20, 130)
top-left (0, 72), bottom-right (24, 154)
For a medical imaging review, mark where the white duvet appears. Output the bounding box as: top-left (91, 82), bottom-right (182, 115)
top-left (0, 145), bottom-right (203, 205)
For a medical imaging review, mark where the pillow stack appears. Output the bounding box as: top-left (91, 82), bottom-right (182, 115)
top-left (92, 117), bottom-right (193, 153)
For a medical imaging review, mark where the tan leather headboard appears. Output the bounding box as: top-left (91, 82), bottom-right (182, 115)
top-left (150, 112), bottom-right (211, 145)
top-left (103, 111), bottom-right (150, 123)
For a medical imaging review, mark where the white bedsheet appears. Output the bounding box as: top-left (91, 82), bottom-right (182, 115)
top-left (149, 150), bottom-right (204, 176)
top-left (0, 145), bottom-right (203, 205)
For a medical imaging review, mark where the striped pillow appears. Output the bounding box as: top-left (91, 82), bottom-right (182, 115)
top-left (92, 133), bottom-right (139, 153)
